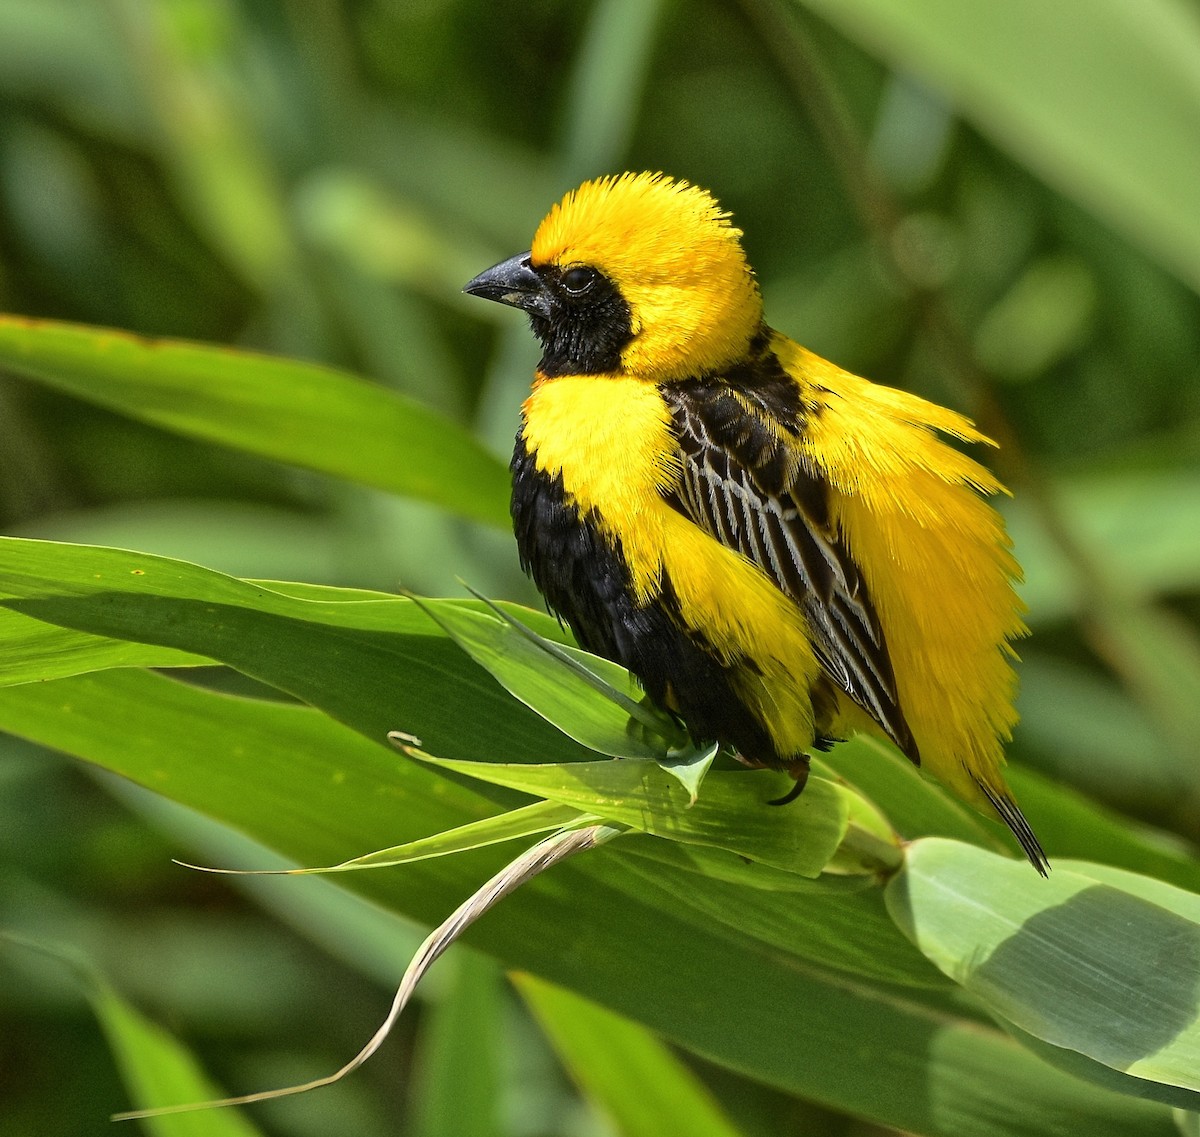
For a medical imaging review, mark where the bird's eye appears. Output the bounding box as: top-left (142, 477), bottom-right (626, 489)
top-left (560, 265), bottom-right (599, 296)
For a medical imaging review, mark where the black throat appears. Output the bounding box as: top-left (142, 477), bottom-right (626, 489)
top-left (530, 267), bottom-right (634, 377)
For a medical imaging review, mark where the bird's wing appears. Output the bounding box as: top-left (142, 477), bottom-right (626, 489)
top-left (662, 380), bottom-right (918, 761)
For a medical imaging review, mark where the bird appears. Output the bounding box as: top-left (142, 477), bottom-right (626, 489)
top-left (464, 171), bottom-right (1046, 874)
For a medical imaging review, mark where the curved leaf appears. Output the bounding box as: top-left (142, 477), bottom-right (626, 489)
top-left (0, 669), bottom-right (1173, 1137)
top-left (0, 315), bottom-right (510, 527)
top-left (887, 838), bottom-right (1200, 1103)
top-left (0, 537), bottom-right (589, 764)
top-left (516, 973), bottom-right (746, 1137)
top-left (797, 0), bottom-right (1200, 294)
top-left (0, 606), bottom-right (207, 687)
top-left (1, 935), bottom-right (265, 1135)
top-left (411, 596), bottom-right (671, 760)
top-left (407, 749), bottom-right (848, 878)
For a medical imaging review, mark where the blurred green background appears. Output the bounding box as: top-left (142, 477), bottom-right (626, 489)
top-left (1, 0), bottom-right (1199, 1134)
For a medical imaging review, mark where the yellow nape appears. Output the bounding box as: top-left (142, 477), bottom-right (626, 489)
top-left (531, 172), bottom-right (763, 383)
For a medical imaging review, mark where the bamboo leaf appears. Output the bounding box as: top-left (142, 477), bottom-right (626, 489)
top-left (404, 748), bottom-right (852, 878)
top-left (410, 595), bottom-right (674, 759)
top-left (0, 315), bottom-right (510, 527)
top-left (412, 954), bottom-right (506, 1137)
top-left (516, 973), bottom-right (747, 1137)
top-left (997, 1016), bottom-right (1200, 1114)
top-left (796, 0), bottom-right (1200, 294)
top-left (0, 670), bottom-right (1174, 1137)
top-left (815, 737), bottom-right (1002, 851)
top-left (887, 838), bottom-right (1200, 1103)
top-left (0, 537), bottom-right (591, 763)
top-left (1, 935), bottom-right (264, 1135)
top-left (0, 605), bottom-right (207, 687)
top-left (193, 800), bottom-right (590, 877)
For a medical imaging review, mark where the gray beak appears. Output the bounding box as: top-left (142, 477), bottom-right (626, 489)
top-left (463, 252), bottom-right (553, 320)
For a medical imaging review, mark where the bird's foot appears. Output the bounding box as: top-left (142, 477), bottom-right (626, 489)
top-left (731, 750), bottom-right (812, 805)
top-left (766, 754), bottom-right (811, 806)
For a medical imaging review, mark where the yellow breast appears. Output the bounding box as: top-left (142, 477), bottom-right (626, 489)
top-left (520, 374), bottom-right (678, 600)
top-left (520, 373), bottom-right (824, 756)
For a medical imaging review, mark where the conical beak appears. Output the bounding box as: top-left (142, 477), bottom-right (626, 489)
top-left (463, 252), bottom-right (553, 320)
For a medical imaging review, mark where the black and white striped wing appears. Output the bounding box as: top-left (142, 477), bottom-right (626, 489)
top-left (665, 392), bottom-right (918, 761)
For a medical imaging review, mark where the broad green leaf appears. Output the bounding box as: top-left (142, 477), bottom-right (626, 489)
top-left (618, 834), bottom-right (869, 894)
top-left (655, 740), bottom-right (719, 804)
top-left (407, 750), bottom-right (847, 878)
top-left (251, 579), bottom-right (573, 644)
top-left (410, 595), bottom-right (673, 759)
top-left (411, 954), bottom-right (504, 1137)
top-left (612, 847), bottom-right (945, 989)
top-left (0, 315), bottom-right (510, 527)
top-left (516, 973), bottom-right (746, 1137)
top-left (1, 935), bottom-right (264, 1136)
top-left (0, 537), bottom-right (591, 763)
top-left (0, 670), bottom-right (1174, 1137)
top-left (998, 1016), bottom-right (1200, 1114)
top-left (1177, 1110), bottom-right (1200, 1137)
top-left (0, 605), bottom-right (207, 687)
top-left (823, 783), bottom-right (904, 875)
top-left (887, 839), bottom-right (1200, 1099)
top-left (796, 0), bottom-right (1200, 294)
top-left (424, 591), bottom-right (718, 800)
top-left (1055, 860), bottom-right (1200, 925)
top-left (815, 737), bottom-right (1002, 851)
top-left (104, 779), bottom-right (433, 992)
top-left (94, 980), bottom-right (268, 1134)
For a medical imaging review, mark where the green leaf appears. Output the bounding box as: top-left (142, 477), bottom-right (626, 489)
top-left (655, 740), bottom-right (719, 805)
top-left (612, 846), bottom-right (944, 989)
top-left (997, 1016), bottom-right (1200, 1114)
top-left (234, 800), bottom-right (590, 876)
top-left (796, 0), bottom-right (1200, 295)
top-left (0, 537), bottom-right (591, 764)
top-left (0, 315), bottom-right (510, 527)
top-left (411, 954), bottom-right (505, 1137)
top-left (407, 749), bottom-right (847, 878)
top-left (1, 935), bottom-right (264, 1136)
top-left (1055, 860), bottom-right (1200, 924)
top-left (410, 594), bottom-right (674, 759)
top-left (887, 838), bottom-right (1200, 1103)
top-left (815, 737), bottom-right (1002, 851)
top-left (94, 981), bottom-right (268, 1135)
top-left (419, 590), bottom-right (718, 800)
top-left (0, 670), bottom-right (1174, 1137)
top-left (516, 973), bottom-right (747, 1137)
top-left (1176, 1110), bottom-right (1200, 1137)
top-left (0, 605), bottom-right (207, 687)
top-left (617, 835), bottom-right (868, 894)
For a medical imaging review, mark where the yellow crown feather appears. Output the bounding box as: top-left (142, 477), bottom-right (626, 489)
top-left (532, 173), bottom-right (763, 381)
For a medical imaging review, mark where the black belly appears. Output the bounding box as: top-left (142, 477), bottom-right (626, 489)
top-left (510, 441), bottom-right (782, 766)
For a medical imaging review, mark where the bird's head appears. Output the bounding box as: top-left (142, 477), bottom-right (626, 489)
top-left (464, 172), bottom-right (763, 383)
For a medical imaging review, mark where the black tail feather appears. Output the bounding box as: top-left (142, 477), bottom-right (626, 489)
top-left (977, 781), bottom-right (1050, 877)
